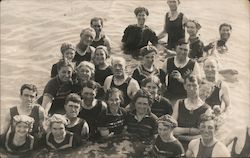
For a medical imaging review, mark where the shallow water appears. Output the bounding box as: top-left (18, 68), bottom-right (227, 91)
top-left (0, 0), bottom-right (250, 157)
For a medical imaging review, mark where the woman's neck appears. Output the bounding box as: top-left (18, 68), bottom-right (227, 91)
top-left (13, 134), bottom-right (26, 146)
top-left (137, 23), bottom-right (145, 28)
top-left (189, 34), bottom-right (197, 39)
top-left (202, 138), bottom-right (217, 147)
top-left (98, 62), bottom-right (108, 70)
top-left (161, 133), bottom-right (175, 142)
top-left (78, 43), bottom-right (88, 51)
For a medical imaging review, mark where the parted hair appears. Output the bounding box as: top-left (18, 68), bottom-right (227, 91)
top-left (134, 7), bottom-right (149, 16)
top-left (20, 84), bottom-right (38, 96)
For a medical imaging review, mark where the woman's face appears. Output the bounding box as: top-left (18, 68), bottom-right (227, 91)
top-left (63, 49), bottom-right (75, 61)
top-left (220, 26), bottom-right (231, 41)
top-left (135, 97), bottom-right (150, 115)
top-left (51, 122), bottom-right (66, 140)
top-left (77, 66), bottom-right (92, 81)
top-left (203, 59), bottom-right (218, 79)
top-left (186, 21), bottom-right (198, 36)
top-left (199, 120), bottom-right (215, 141)
top-left (144, 82), bottom-right (158, 97)
top-left (58, 66), bottom-right (73, 82)
top-left (80, 32), bottom-right (94, 45)
top-left (167, 0), bottom-right (179, 11)
top-left (94, 49), bottom-right (106, 65)
top-left (143, 52), bottom-right (155, 66)
top-left (107, 92), bottom-right (121, 112)
top-left (136, 11), bottom-right (147, 26)
top-left (81, 87), bottom-right (96, 105)
top-left (158, 123), bottom-right (172, 139)
top-left (15, 122), bottom-right (30, 137)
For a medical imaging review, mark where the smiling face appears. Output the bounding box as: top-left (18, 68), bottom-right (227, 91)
top-left (58, 66), bottom-right (73, 82)
top-left (167, 0), bottom-right (179, 11)
top-left (65, 101), bottom-right (81, 118)
top-left (93, 49), bottom-right (106, 65)
top-left (63, 49), bottom-right (75, 61)
top-left (91, 20), bottom-right (103, 35)
top-left (158, 123), bottom-right (172, 140)
top-left (143, 52), bottom-right (155, 66)
top-left (144, 82), bottom-right (158, 97)
top-left (20, 89), bottom-right (37, 107)
top-left (186, 21), bottom-right (198, 37)
top-left (77, 66), bottom-right (92, 82)
top-left (176, 43), bottom-right (189, 61)
top-left (203, 59), bottom-right (218, 81)
top-left (220, 26), bottom-right (231, 41)
top-left (80, 31), bottom-right (94, 45)
top-left (136, 11), bottom-right (147, 26)
top-left (81, 87), bottom-right (96, 106)
top-left (15, 122), bottom-right (30, 137)
top-left (135, 97), bottom-right (150, 115)
top-left (51, 122), bottom-right (66, 140)
top-left (199, 120), bottom-right (215, 142)
top-left (107, 92), bottom-right (121, 112)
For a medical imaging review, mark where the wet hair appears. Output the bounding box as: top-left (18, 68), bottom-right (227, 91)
top-left (65, 93), bottom-right (82, 106)
top-left (176, 38), bottom-right (189, 47)
top-left (92, 45), bottom-right (109, 59)
top-left (60, 42), bottom-right (76, 54)
top-left (20, 84), bottom-right (38, 96)
top-left (203, 57), bottom-right (219, 70)
top-left (12, 115), bottom-right (34, 132)
top-left (76, 61), bottom-right (95, 78)
top-left (111, 56), bottom-right (126, 67)
top-left (80, 27), bottom-right (96, 39)
top-left (134, 7), bottom-right (149, 16)
top-left (132, 89), bottom-right (154, 107)
top-left (219, 23), bottom-right (232, 31)
top-left (105, 88), bottom-right (124, 105)
top-left (81, 80), bottom-right (99, 91)
top-left (90, 17), bottom-right (104, 27)
top-left (141, 75), bottom-right (162, 89)
top-left (184, 74), bottom-right (199, 84)
top-left (57, 58), bottom-right (74, 72)
top-left (157, 114), bottom-right (178, 128)
top-left (185, 19), bottom-right (202, 30)
top-left (139, 45), bottom-right (158, 56)
top-left (47, 114), bottom-right (69, 128)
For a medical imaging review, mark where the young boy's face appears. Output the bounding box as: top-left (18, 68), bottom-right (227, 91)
top-left (15, 122), bottom-right (30, 137)
top-left (158, 123), bottom-right (172, 139)
top-left (51, 122), bottom-right (66, 140)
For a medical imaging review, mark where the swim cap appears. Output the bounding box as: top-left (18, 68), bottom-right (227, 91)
top-left (158, 114), bottom-right (178, 128)
top-left (13, 115), bottom-right (34, 129)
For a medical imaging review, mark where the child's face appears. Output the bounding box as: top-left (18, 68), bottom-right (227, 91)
top-left (143, 52), bottom-right (155, 66)
top-left (94, 49), bottom-right (106, 65)
top-left (51, 122), bottom-right (66, 140)
top-left (15, 122), bottom-right (30, 137)
top-left (108, 92), bottom-right (121, 111)
top-left (144, 82), bottom-right (158, 96)
top-left (186, 21), bottom-right (197, 36)
top-left (158, 123), bottom-right (172, 139)
top-left (63, 49), bottom-right (75, 61)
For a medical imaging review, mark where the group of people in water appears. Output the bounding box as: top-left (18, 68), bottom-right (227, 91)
top-left (1, 0), bottom-right (249, 157)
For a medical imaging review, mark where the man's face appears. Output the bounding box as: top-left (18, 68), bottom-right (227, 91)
top-left (199, 120), bottom-right (215, 141)
top-left (80, 32), bottom-right (94, 45)
top-left (136, 11), bottom-right (147, 26)
top-left (112, 60), bottom-right (125, 77)
top-left (91, 20), bottom-right (103, 35)
top-left (176, 44), bottom-right (189, 61)
top-left (65, 101), bottom-right (81, 118)
top-left (220, 26), bottom-right (231, 41)
top-left (58, 66), bottom-right (73, 82)
top-left (167, 0), bottom-right (179, 11)
top-left (20, 89), bottom-right (37, 106)
top-left (51, 122), bottom-right (66, 140)
top-left (81, 87), bottom-right (96, 105)
top-left (158, 123), bottom-right (172, 139)
top-left (184, 78), bottom-right (199, 96)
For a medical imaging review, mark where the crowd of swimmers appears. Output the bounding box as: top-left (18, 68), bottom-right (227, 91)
top-left (0, 0), bottom-right (249, 157)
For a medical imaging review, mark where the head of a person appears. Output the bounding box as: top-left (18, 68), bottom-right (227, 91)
top-left (12, 115), bottom-right (34, 137)
top-left (47, 114), bottom-right (68, 140)
top-left (167, 0), bottom-right (180, 11)
top-left (92, 46), bottom-right (109, 66)
top-left (141, 75), bottom-right (162, 97)
top-left (140, 45), bottom-right (158, 66)
top-left (203, 57), bottom-right (219, 81)
top-left (81, 80), bottom-right (98, 106)
top-left (199, 113), bottom-right (216, 142)
top-left (64, 93), bottom-right (82, 118)
top-left (185, 19), bottom-right (201, 36)
top-left (20, 84), bottom-right (38, 106)
top-left (132, 89), bottom-right (153, 116)
top-left (76, 61), bottom-right (95, 82)
top-left (57, 59), bottom-right (74, 83)
top-left (90, 17), bottom-right (104, 35)
top-left (134, 7), bottom-right (149, 26)
top-left (219, 23), bottom-right (232, 41)
top-left (60, 43), bottom-right (76, 61)
top-left (157, 114), bottom-right (178, 139)
top-left (80, 28), bottom-right (96, 45)
top-left (111, 56), bottom-right (126, 78)
top-left (175, 38), bottom-right (189, 61)
top-left (199, 80), bottom-right (214, 101)
top-left (105, 88), bottom-right (124, 112)
top-left (184, 75), bottom-right (200, 97)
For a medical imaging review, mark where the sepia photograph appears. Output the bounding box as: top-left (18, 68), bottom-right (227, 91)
top-left (0, 0), bottom-right (249, 157)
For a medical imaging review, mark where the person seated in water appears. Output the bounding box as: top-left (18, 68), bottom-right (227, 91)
top-left (92, 46), bottom-right (112, 87)
top-left (90, 17), bottom-right (111, 53)
top-left (140, 76), bottom-right (173, 118)
top-left (73, 28), bottom-right (96, 65)
top-left (201, 57), bottom-right (230, 113)
top-left (162, 39), bottom-right (201, 104)
top-left (97, 88), bottom-right (127, 137)
top-left (186, 113), bottom-right (230, 157)
top-left (0, 115), bottom-right (36, 155)
top-left (158, 0), bottom-right (188, 51)
top-left (126, 89), bottom-right (158, 140)
top-left (204, 23), bottom-right (232, 55)
top-left (222, 122), bottom-right (250, 158)
top-left (104, 56), bottom-right (140, 107)
top-left (51, 43), bottom-right (76, 78)
top-left (41, 59), bottom-right (74, 116)
top-left (1, 84), bottom-right (45, 139)
top-left (185, 19), bottom-right (205, 62)
top-left (172, 75), bottom-right (209, 150)
top-left (64, 93), bottom-right (89, 141)
top-left (121, 7), bottom-right (158, 57)
top-left (78, 80), bottom-right (107, 140)
top-left (150, 114), bottom-right (185, 158)
top-left (131, 45), bottom-right (166, 86)
top-left (44, 114), bottom-right (81, 150)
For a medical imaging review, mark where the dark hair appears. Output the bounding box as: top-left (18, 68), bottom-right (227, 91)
top-left (184, 74), bottom-right (199, 84)
top-left (105, 88), bottom-right (124, 105)
top-left (141, 75), bottom-right (162, 89)
top-left (134, 7), bottom-right (149, 16)
top-left (90, 17), bottom-right (104, 27)
top-left (167, 0), bottom-right (181, 5)
top-left (57, 58), bottom-right (74, 72)
top-left (185, 19), bottom-right (202, 30)
top-left (65, 93), bottom-right (82, 106)
top-left (60, 42), bottom-right (76, 54)
top-left (219, 23), bottom-right (232, 31)
top-left (132, 89), bottom-right (154, 107)
top-left (20, 84), bottom-right (38, 96)
top-left (93, 45), bottom-right (109, 59)
top-left (139, 45), bottom-right (158, 56)
top-left (81, 80), bottom-right (99, 91)
top-left (176, 38), bottom-right (189, 47)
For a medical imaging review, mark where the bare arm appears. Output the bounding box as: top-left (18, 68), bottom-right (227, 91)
top-left (157, 30), bottom-right (167, 40)
top-left (127, 79), bottom-right (140, 99)
top-left (1, 111), bottom-right (11, 135)
top-left (81, 121), bottom-right (89, 140)
top-left (41, 94), bottom-right (53, 116)
top-left (186, 140), bottom-right (195, 158)
top-left (220, 82), bottom-right (230, 113)
top-left (103, 36), bottom-right (111, 52)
